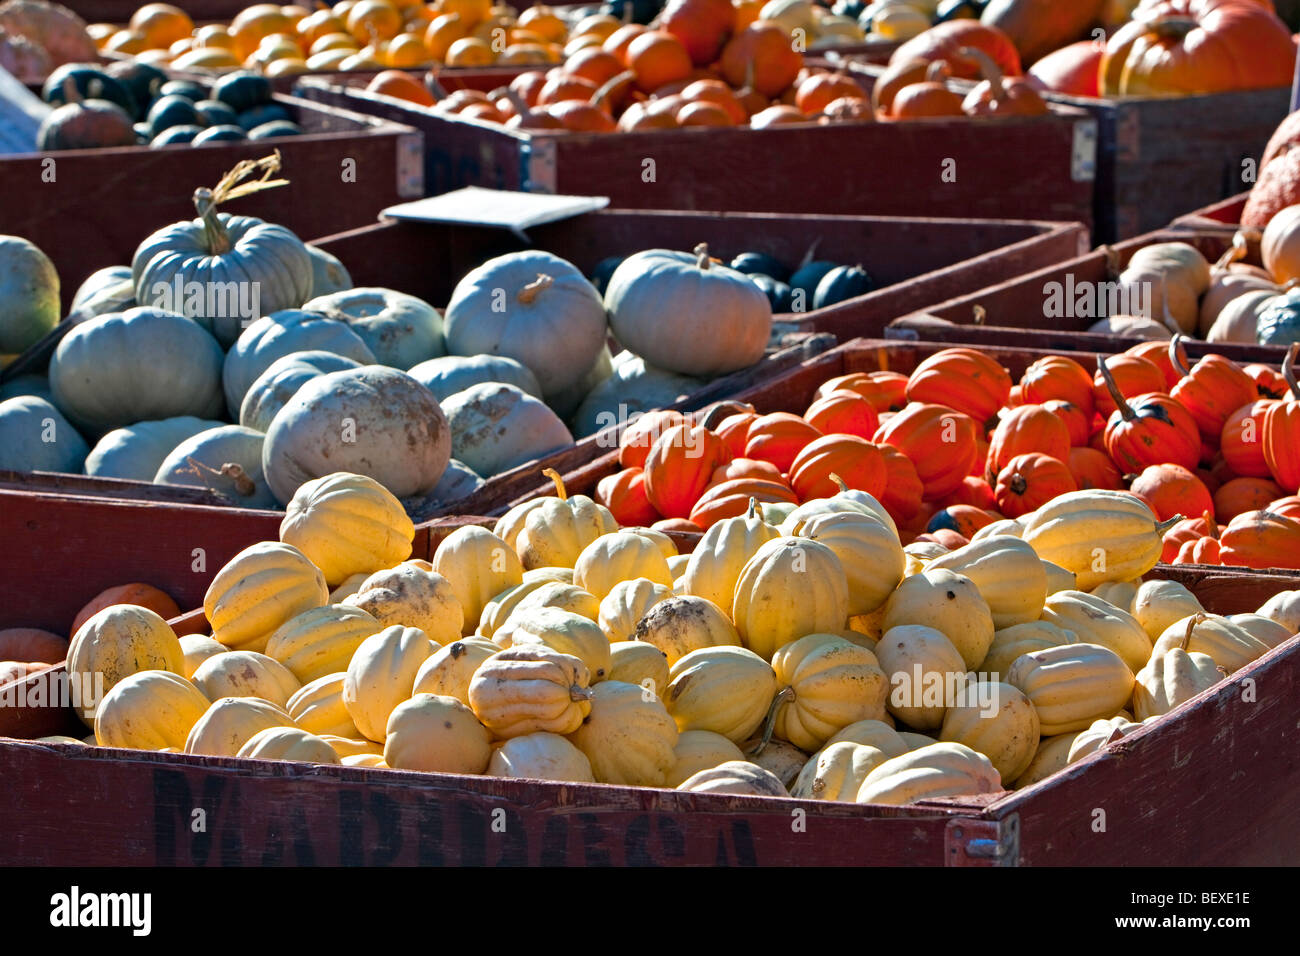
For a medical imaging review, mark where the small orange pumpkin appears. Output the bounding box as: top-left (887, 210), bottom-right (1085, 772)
top-left (803, 390), bottom-right (880, 440)
top-left (879, 445), bottom-right (924, 525)
top-left (719, 21), bottom-right (802, 98)
top-left (710, 458), bottom-right (784, 485)
top-left (0, 628), bottom-right (69, 665)
top-left (1093, 353), bottom-right (1168, 420)
top-left (985, 404), bottom-right (1072, 484)
top-left (1214, 476), bottom-right (1286, 523)
top-left (715, 412), bottom-right (758, 459)
top-left (817, 371), bottom-right (908, 412)
top-left (1041, 399), bottom-right (1091, 448)
top-left (1129, 463), bottom-right (1212, 523)
top-left (795, 71), bottom-right (864, 115)
top-left (596, 469), bottom-right (661, 527)
top-left (875, 404), bottom-right (980, 501)
top-left (1262, 345), bottom-right (1300, 492)
top-left (688, 478), bottom-right (798, 530)
top-left (1173, 536), bottom-right (1221, 565)
top-left (1125, 340), bottom-right (1181, 391)
top-left (1220, 400), bottom-right (1276, 479)
top-left (1021, 354), bottom-right (1096, 420)
top-left (70, 583), bottom-right (180, 638)
top-left (1068, 447), bottom-right (1123, 492)
top-left (618, 409), bottom-right (687, 470)
top-left (788, 435), bottom-right (887, 502)
top-left (1168, 337), bottom-right (1259, 445)
top-left (1267, 494), bottom-right (1300, 521)
top-left (1161, 511), bottom-right (1218, 563)
top-left (906, 348), bottom-right (1012, 427)
top-left (932, 476), bottom-right (997, 512)
top-left (1099, 355), bottom-right (1201, 473)
top-left (642, 423), bottom-right (730, 519)
top-left (743, 413), bottom-right (823, 473)
top-left (994, 453), bottom-right (1077, 519)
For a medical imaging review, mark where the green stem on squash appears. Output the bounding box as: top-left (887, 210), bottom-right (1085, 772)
top-left (1168, 333), bottom-right (1191, 377)
top-left (748, 686), bottom-right (794, 758)
top-left (517, 273), bottom-right (554, 304)
top-left (543, 467), bottom-right (567, 501)
top-left (1097, 354), bottom-right (1135, 421)
top-left (1155, 515), bottom-right (1185, 535)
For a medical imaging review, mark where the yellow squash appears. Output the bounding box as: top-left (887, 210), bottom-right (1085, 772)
top-left (1020, 490), bottom-right (1169, 591)
top-left (1006, 643), bottom-right (1135, 735)
top-left (1040, 590), bottom-right (1153, 674)
top-left (494, 606), bottom-right (610, 681)
top-left (801, 510), bottom-right (905, 617)
top-left (178, 634), bottom-right (226, 678)
top-left (67, 605), bottom-right (185, 722)
top-left (468, 646), bottom-right (593, 738)
top-left (663, 645), bottom-right (777, 743)
top-left (874, 624), bottom-right (968, 730)
top-left (184, 697), bottom-right (297, 757)
top-left (790, 741), bottom-right (889, 801)
top-left (855, 742), bottom-right (1002, 806)
top-left (731, 536), bottom-right (850, 661)
top-left (191, 650), bottom-right (302, 708)
top-left (279, 472), bottom-right (414, 586)
top-left (598, 577), bottom-right (672, 643)
top-left (632, 594), bottom-right (741, 667)
top-left (344, 565), bottom-right (464, 643)
top-left (1066, 715), bottom-right (1142, 764)
top-left (1130, 580), bottom-right (1203, 643)
top-left (1011, 731), bottom-right (1082, 789)
top-left (573, 530), bottom-right (673, 599)
top-left (513, 470), bottom-right (618, 569)
top-left (823, 719), bottom-right (910, 758)
top-left (676, 760), bottom-right (788, 797)
top-left (285, 671), bottom-right (361, 737)
top-left (938, 680), bottom-right (1040, 784)
top-left (94, 670), bottom-right (210, 750)
top-left (236, 726), bottom-right (341, 764)
top-left (384, 693), bottom-right (492, 774)
top-left (680, 497), bottom-right (780, 609)
top-left (1150, 614), bottom-right (1268, 674)
top-left (663, 730), bottom-right (747, 787)
top-left (881, 568), bottom-right (994, 671)
top-left (979, 620), bottom-right (1076, 679)
top-left (204, 541), bottom-right (329, 654)
top-left (1132, 616), bottom-right (1222, 721)
top-left (343, 625), bottom-right (437, 741)
top-left (487, 732), bottom-right (595, 782)
top-left (607, 641), bottom-right (670, 696)
top-left (265, 603), bottom-right (380, 684)
top-left (928, 535), bottom-right (1047, 629)
top-left (431, 525), bottom-right (524, 635)
top-left (568, 680), bottom-right (679, 786)
top-left (770, 633), bottom-right (888, 751)
top-left (411, 637), bottom-right (500, 705)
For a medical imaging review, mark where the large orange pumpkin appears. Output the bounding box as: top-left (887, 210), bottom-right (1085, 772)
top-left (70, 583), bottom-right (180, 638)
top-left (743, 413), bottom-right (823, 473)
top-left (888, 19), bottom-right (1022, 80)
top-left (1263, 345), bottom-right (1300, 492)
top-left (688, 478), bottom-right (798, 529)
top-left (1267, 494), bottom-right (1300, 521)
top-left (659, 0), bottom-right (735, 66)
top-left (1069, 446), bottom-right (1124, 491)
top-left (1093, 353), bottom-right (1168, 420)
top-left (906, 348), bottom-right (1013, 426)
top-left (618, 409), bottom-right (687, 470)
top-left (803, 390), bottom-right (880, 439)
top-left (1219, 509), bottom-right (1300, 569)
top-left (817, 371), bottom-right (909, 412)
top-left (1244, 362), bottom-right (1289, 400)
top-left (985, 404), bottom-right (1072, 484)
top-left (719, 21), bottom-right (802, 97)
top-left (1168, 340), bottom-right (1259, 444)
top-left (1020, 354), bottom-right (1096, 420)
top-left (642, 423), bottom-right (730, 519)
top-left (879, 445), bottom-right (924, 524)
top-left (596, 468), bottom-right (662, 526)
top-left (1220, 399), bottom-right (1276, 478)
top-left (1214, 476), bottom-right (1286, 522)
top-left (994, 453), bottom-right (1077, 519)
top-left (874, 403), bottom-right (980, 500)
top-left (1129, 463), bottom-right (1213, 522)
top-left (1027, 39), bottom-right (1104, 97)
top-left (788, 435), bottom-right (887, 502)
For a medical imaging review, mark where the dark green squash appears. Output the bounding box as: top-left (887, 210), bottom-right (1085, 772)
top-left (158, 79), bottom-right (207, 101)
top-left (37, 100), bottom-right (138, 152)
top-left (132, 121), bottom-right (151, 143)
top-left (147, 95), bottom-right (201, 136)
top-left (194, 99), bottom-right (238, 126)
top-left (600, 0), bottom-right (658, 25)
top-left (589, 255), bottom-right (624, 295)
top-left (213, 71), bottom-right (273, 113)
top-left (236, 103), bottom-right (291, 132)
top-left (248, 120), bottom-right (302, 140)
top-left (192, 124), bottom-right (248, 145)
top-left (832, 0), bottom-right (868, 19)
top-left (813, 264), bottom-right (875, 309)
top-left (730, 252), bottom-right (789, 282)
top-left (104, 61), bottom-right (168, 119)
top-left (749, 274), bottom-right (793, 313)
top-left (42, 64), bottom-right (136, 118)
top-left (151, 124), bottom-right (205, 147)
top-left (788, 259), bottom-right (838, 301)
top-left (1257, 289), bottom-right (1300, 347)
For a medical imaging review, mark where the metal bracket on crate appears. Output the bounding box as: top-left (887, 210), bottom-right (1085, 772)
top-left (945, 814), bottom-right (1020, 867)
top-left (1072, 120), bottom-right (1098, 183)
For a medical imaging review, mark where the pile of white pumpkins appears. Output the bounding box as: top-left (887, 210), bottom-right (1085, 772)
top-left (0, 193), bottom-right (774, 512)
top-left (46, 469), bottom-right (1299, 805)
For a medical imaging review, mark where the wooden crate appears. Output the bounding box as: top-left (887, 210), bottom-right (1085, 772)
top-left (0, 94), bottom-right (423, 310)
top-left (295, 68), bottom-right (1097, 225)
top-left (885, 228), bottom-right (1291, 363)
top-left (1170, 191), bottom-right (1250, 231)
top-left (0, 564), bottom-right (1293, 865)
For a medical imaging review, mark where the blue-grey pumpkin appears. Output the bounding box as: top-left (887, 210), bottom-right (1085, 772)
top-left (303, 287), bottom-right (445, 369)
top-left (569, 354), bottom-right (706, 438)
top-left (408, 353), bottom-right (543, 403)
top-left (0, 396), bottom-right (88, 473)
top-left (155, 424), bottom-right (279, 509)
top-left (0, 374), bottom-right (53, 405)
top-left (441, 382), bottom-right (573, 478)
top-left (238, 350), bottom-right (365, 432)
top-left (1257, 289), bottom-right (1300, 347)
top-left (306, 245), bottom-right (352, 297)
top-left (85, 415), bottom-right (226, 481)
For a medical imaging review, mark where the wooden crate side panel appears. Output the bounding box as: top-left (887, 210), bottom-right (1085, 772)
top-left (1171, 192), bottom-right (1248, 229)
top-left (0, 742), bottom-right (958, 866)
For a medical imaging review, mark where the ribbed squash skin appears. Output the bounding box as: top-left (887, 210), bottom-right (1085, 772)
top-left (67, 604), bottom-right (185, 723)
top-left (771, 634), bottom-right (888, 752)
top-left (321, 736), bottom-right (384, 759)
top-left (1228, 613), bottom-right (1294, 649)
top-left (568, 680), bottom-right (679, 786)
top-left (801, 511), bottom-right (904, 617)
top-left (343, 625), bottom-right (437, 742)
top-left (237, 726), bottom-right (342, 764)
top-left (1066, 716), bottom-right (1142, 764)
top-left (1006, 643), bottom-right (1135, 735)
top-left (1132, 642), bottom-right (1221, 721)
top-left (285, 672), bottom-right (361, 738)
top-left (598, 578), bottom-right (672, 643)
top-left (488, 732), bottom-right (595, 782)
top-left (1256, 589), bottom-right (1300, 633)
top-left (515, 492), bottom-right (619, 569)
top-left (495, 582), bottom-right (601, 633)
top-left (412, 638), bottom-right (500, 705)
top-left (906, 348), bottom-right (1012, 425)
top-left (192, 650), bottom-right (302, 708)
top-left (732, 537), bottom-right (850, 661)
top-left (986, 405), bottom-right (1071, 483)
top-left (345, 564), bottom-right (464, 643)
top-left (664, 730), bottom-right (747, 787)
top-left (1011, 731), bottom-right (1082, 790)
top-left (479, 577), bottom-right (567, 638)
top-left (1040, 591), bottom-right (1153, 674)
top-left (680, 501), bottom-right (780, 609)
top-left (204, 541), bottom-right (329, 654)
top-left (1151, 615), bottom-right (1268, 674)
top-left (677, 760), bottom-right (788, 797)
top-left (1131, 580), bottom-right (1204, 642)
top-left (631, 595), bottom-right (738, 667)
top-left (468, 647), bottom-right (594, 739)
top-left (664, 645), bottom-right (777, 743)
top-left (855, 742), bottom-right (1002, 806)
top-left (432, 526), bottom-right (524, 635)
top-left (874, 625), bottom-right (968, 730)
top-left (824, 719), bottom-right (911, 758)
top-left (384, 694), bottom-right (491, 774)
top-left (1172, 353), bottom-right (1259, 443)
top-left (94, 670), bottom-right (211, 751)
top-left (266, 604), bottom-right (379, 684)
top-left (980, 621), bottom-right (1076, 678)
top-left (495, 606), bottom-right (611, 681)
top-left (939, 681), bottom-right (1040, 783)
top-left (1019, 490), bottom-right (1167, 591)
top-left (607, 641), bottom-right (671, 695)
top-left (881, 568), bottom-right (994, 671)
top-left (928, 535), bottom-right (1047, 629)
top-left (179, 634), bottom-right (227, 678)
top-left (874, 403), bottom-right (979, 500)
top-left (185, 697), bottom-right (297, 757)
top-left (279, 472), bottom-right (415, 587)
top-left (791, 742), bottom-right (890, 801)
top-left (573, 530), bottom-right (673, 599)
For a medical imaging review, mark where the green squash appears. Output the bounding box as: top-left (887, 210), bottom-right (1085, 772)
top-left (191, 125), bottom-right (247, 145)
top-left (0, 374), bottom-right (53, 404)
top-left (236, 103), bottom-right (291, 132)
top-left (146, 94), bottom-right (201, 136)
top-left (158, 80), bottom-right (206, 101)
top-left (1257, 289), bottom-right (1300, 347)
top-left (788, 259), bottom-right (838, 302)
top-left (222, 309), bottom-right (376, 416)
top-left (49, 307), bottom-right (225, 433)
top-left (306, 245), bottom-right (352, 297)
top-left (407, 353), bottom-right (542, 403)
top-left (588, 256), bottom-right (623, 296)
top-left (0, 235), bottom-right (60, 354)
top-left (194, 100), bottom-right (239, 127)
top-left (813, 264), bottom-right (875, 309)
top-left (104, 60), bottom-right (168, 119)
top-left (42, 64), bottom-right (137, 117)
top-left (750, 275), bottom-right (793, 312)
top-left (444, 250), bottom-right (608, 396)
top-left (0, 396), bottom-right (88, 473)
top-left (238, 350), bottom-right (365, 432)
top-left (303, 287), bottom-right (445, 369)
top-left (441, 382), bottom-right (573, 478)
top-left (730, 252), bottom-right (790, 283)
top-left (213, 71), bottom-right (273, 113)
top-left (247, 121), bottom-right (302, 140)
top-left (155, 424), bottom-right (279, 509)
top-left (604, 245), bottom-right (771, 378)
top-left (37, 99), bottom-right (138, 151)
top-left (150, 125), bottom-right (203, 147)
top-left (85, 415), bottom-right (225, 481)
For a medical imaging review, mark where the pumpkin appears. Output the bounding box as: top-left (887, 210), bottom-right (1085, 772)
top-left (151, 425), bottom-right (277, 509)
top-left (663, 645), bottom-right (777, 743)
top-left (881, 566), bottom-right (995, 670)
top-left (631, 423), bottom-right (729, 520)
top-left (1219, 509), bottom-right (1300, 569)
top-left (986, 404), bottom-right (1072, 482)
top-left (1098, 356), bottom-right (1201, 473)
top-left (345, 564), bottom-right (463, 642)
top-left (264, 603), bottom-right (377, 684)
top-left (906, 348), bottom-right (1012, 426)
top-left (604, 245), bottom-right (771, 378)
top-left (993, 453), bottom-right (1077, 519)
top-left (1151, 613), bottom-right (1268, 673)
top-left (300, 287), bottom-right (443, 369)
top-left (1006, 642), bottom-right (1134, 735)
top-left (874, 403), bottom-right (980, 500)
top-left (94, 670), bottom-right (210, 751)
top-left (875, 444), bottom-right (924, 524)
top-left (888, 18), bottom-right (1022, 80)
top-left (487, 732), bottom-right (595, 782)
top-left (1220, 400), bottom-right (1276, 478)
top-left (618, 409), bottom-right (687, 469)
top-left (731, 537), bottom-right (850, 661)
top-left (468, 646), bottom-right (594, 738)
top-left (67, 604), bottom-right (184, 723)
top-left (855, 742), bottom-right (1002, 805)
top-left (497, 606), bottom-right (610, 680)
top-left (514, 470), bottom-right (620, 569)
top-left (785, 435), bottom-right (885, 503)
top-left (1021, 489), bottom-right (1172, 590)
top-left (1101, 0), bottom-right (1296, 96)
top-left (817, 371), bottom-right (910, 412)
top-left (928, 535), bottom-right (1047, 629)
top-left (0, 628), bottom-right (67, 665)
top-left (443, 383), bottom-right (574, 479)
top-left (238, 352), bottom-right (364, 435)
top-left (69, 583), bottom-right (179, 640)
top-left (885, 60), bottom-right (966, 119)
top-left (1263, 346), bottom-right (1300, 489)
top-left (0, 235), bottom-right (59, 354)
top-left (740, 413), bottom-right (820, 474)
top-left (1092, 353), bottom-right (1167, 420)
top-left (205, 541), bottom-right (329, 654)
top-left (593, 468), bottom-right (658, 526)
top-left (1126, 462), bottom-right (1212, 524)
top-left (1168, 341), bottom-right (1259, 444)
top-left (803, 390), bottom-right (880, 439)
top-left (960, 46), bottom-right (1049, 116)
top-left (408, 354), bottom-right (542, 405)
top-left (1064, 447), bottom-right (1119, 492)
top-left (343, 624), bottom-right (436, 742)
top-left (719, 20), bottom-right (802, 96)
top-left (381, 694), bottom-right (491, 774)
top-left (285, 672), bottom-right (360, 737)
top-left (444, 251), bottom-right (606, 396)
top-left (1215, 476), bottom-right (1285, 522)
top-left (870, 624), bottom-right (967, 729)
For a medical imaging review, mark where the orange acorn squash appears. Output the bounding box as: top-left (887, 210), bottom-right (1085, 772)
top-left (985, 404), bottom-right (1072, 484)
top-left (1126, 339), bottom-right (1181, 390)
top-left (994, 453), bottom-right (1077, 518)
top-left (1161, 510), bottom-right (1218, 563)
top-left (1042, 399), bottom-right (1091, 447)
top-left (905, 348), bottom-right (1012, 426)
top-left (710, 457), bottom-right (784, 485)
top-left (743, 412), bottom-right (823, 473)
top-left (874, 403), bottom-right (980, 500)
top-left (1173, 536), bottom-right (1222, 565)
top-left (788, 435), bottom-right (887, 502)
top-left (804, 390), bottom-right (880, 439)
top-left (643, 423), bottom-right (730, 519)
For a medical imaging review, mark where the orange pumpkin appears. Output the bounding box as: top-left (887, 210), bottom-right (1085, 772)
top-left (985, 404), bottom-right (1072, 484)
top-left (719, 21), bottom-right (802, 97)
top-left (1101, 355), bottom-right (1202, 474)
top-left (1041, 399), bottom-right (1091, 448)
top-left (596, 469), bottom-right (662, 527)
top-left (795, 71), bottom-right (866, 115)
top-left (1244, 362), bottom-right (1289, 400)
top-left (874, 403), bottom-right (980, 500)
top-left (1220, 400), bottom-right (1276, 479)
top-left (1021, 354), bottom-right (1096, 420)
top-left (887, 61), bottom-right (965, 119)
top-left (743, 413), bottom-right (823, 473)
top-left (1214, 476), bottom-right (1286, 523)
top-left (680, 79), bottom-right (749, 124)
top-left (888, 19), bottom-right (1022, 80)
top-left (1027, 38), bottom-right (1103, 97)
top-left (652, 517), bottom-right (704, 536)
top-left (879, 445), bottom-right (924, 524)
top-left (0, 628), bottom-right (68, 665)
top-left (1219, 510), bottom-right (1300, 569)
top-left (566, 47), bottom-right (628, 88)
top-left (546, 98), bottom-right (618, 132)
top-left (1093, 353), bottom-right (1168, 420)
top-left (994, 453), bottom-right (1077, 519)
top-left (1173, 536), bottom-right (1221, 565)
top-left (1126, 339), bottom-right (1181, 391)
top-left (618, 409), bottom-right (687, 470)
top-left (1168, 339), bottom-right (1259, 444)
top-left (688, 478), bottom-right (798, 529)
top-left (788, 435), bottom-right (887, 502)
top-left (660, 0), bottom-right (735, 66)
top-left (960, 46), bottom-right (1049, 117)
top-left (642, 423), bottom-right (730, 519)
top-left (926, 504), bottom-right (999, 538)
top-left (626, 30), bottom-right (693, 94)
top-left (714, 412), bottom-right (757, 459)
top-left (366, 69), bottom-right (435, 105)
top-left (803, 390), bottom-right (880, 439)
top-left (933, 476), bottom-right (998, 512)
top-left (1161, 510), bottom-right (1218, 563)
top-left (603, 23), bottom-right (648, 64)
top-left (711, 457), bottom-right (784, 485)
top-left (1069, 446), bottom-right (1123, 491)
top-left (1267, 494), bottom-right (1300, 521)
top-left (70, 583), bottom-right (180, 638)
top-left (1262, 345), bottom-right (1300, 492)
top-left (817, 371), bottom-right (909, 412)
top-left (915, 528), bottom-right (971, 550)
top-left (1129, 463), bottom-right (1213, 523)
top-left (871, 58), bottom-right (928, 117)
top-left (906, 348), bottom-right (1012, 426)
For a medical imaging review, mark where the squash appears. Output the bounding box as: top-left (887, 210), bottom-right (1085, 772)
top-left (1066, 715), bottom-right (1142, 765)
top-left (343, 624), bottom-right (436, 742)
top-left (236, 726), bottom-right (341, 764)
top-left (980, 0), bottom-right (1105, 63)
top-left (632, 594), bottom-right (741, 666)
top-left (49, 307), bottom-right (225, 432)
top-left (184, 697), bottom-right (297, 757)
top-left (821, 718), bottom-right (912, 758)
top-left (960, 45), bottom-right (1050, 116)
top-left (790, 741), bottom-right (888, 802)
top-left (84, 416), bottom-right (224, 482)
top-left (0, 628), bottom-right (66, 665)
top-left (642, 423), bottom-right (732, 519)
top-left (430, 526), bottom-right (522, 634)
top-left (664, 729), bottom-right (747, 786)
top-left (1091, 579), bottom-right (1138, 612)
top-left (0, 396), bottom-right (88, 474)
top-left (790, 512), bottom-right (900, 619)
top-left (411, 637), bottom-right (500, 706)
top-left (598, 577), bottom-right (672, 643)
top-left (677, 760), bottom-right (788, 796)
top-left (408, 354), bottom-right (542, 405)
top-left (938, 680), bottom-right (1039, 784)
top-left (1219, 400), bottom-right (1276, 480)
top-left (382, 693), bottom-right (491, 774)
top-left (37, 99), bottom-right (137, 151)
top-left (468, 646), bottom-right (594, 738)
top-left (478, 577), bottom-right (565, 639)
top-left (732, 537), bottom-right (850, 661)
top-left (493, 582), bottom-right (601, 636)
top-left (873, 624), bottom-right (969, 729)
top-left (1263, 347), bottom-right (1300, 488)
top-left (444, 250), bottom-right (607, 396)
top-left (874, 403), bottom-right (980, 500)
top-left (770, 634), bottom-right (888, 751)
top-left (1219, 509), bottom-right (1300, 569)
top-left (1150, 614), bottom-right (1268, 674)
top-left (664, 645), bottom-right (777, 743)
top-left (496, 606), bottom-right (610, 680)
top-left (205, 541), bottom-right (329, 654)
top-left (570, 356), bottom-right (707, 440)
top-left (1006, 643), bottom-right (1135, 735)
top-left (67, 604), bottom-right (184, 723)
top-left (1097, 357), bottom-right (1200, 474)
top-left (804, 390), bottom-right (880, 440)
top-left (1132, 616), bottom-right (1222, 721)
top-left (906, 348), bottom-right (1012, 427)
top-left (1011, 731), bottom-right (1082, 789)
top-left (882, 567), bottom-right (994, 671)
top-left (1020, 490), bottom-right (1172, 591)
top-left (689, 477), bottom-right (798, 529)
top-left (979, 620), bottom-right (1076, 678)
top-left (344, 564), bottom-right (463, 643)
top-left (443, 383), bottom-right (573, 479)
top-left (1256, 589), bottom-right (1300, 633)
top-left (1227, 613), bottom-right (1294, 649)
top-left (606, 640), bottom-right (671, 695)
top-left (856, 741), bottom-right (1002, 805)
top-left (566, 679), bottom-right (679, 786)
top-left (178, 634), bottom-right (226, 679)
top-left (192, 650), bottom-right (301, 708)
top-left (154, 425), bottom-right (278, 510)
top-left (0, 235), bottom-right (59, 354)
top-left (514, 470), bottom-right (620, 569)
top-left (265, 603), bottom-right (378, 684)
top-left (1040, 590), bottom-right (1152, 674)
top-left (285, 672), bottom-right (360, 737)
top-left (280, 472), bottom-right (415, 587)
top-left (1168, 341), bottom-right (1258, 444)
top-left (68, 583), bottom-right (179, 640)
top-left (889, 18), bottom-right (1022, 80)
top-left (572, 530), bottom-right (673, 600)
top-left (95, 670), bottom-right (211, 750)
top-left (263, 365), bottom-right (453, 505)
top-left (301, 287), bottom-right (443, 369)
top-left (928, 535), bottom-right (1047, 630)
top-left (488, 732), bottom-right (596, 782)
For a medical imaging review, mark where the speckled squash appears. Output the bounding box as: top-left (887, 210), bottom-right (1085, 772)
top-left (632, 595), bottom-right (741, 667)
top-left (191, 650), bottom-right (301, 708)
top-left (67, 604), bottom-right (184, 723)
top-left (568, 680), bottom-right (679, 786)
top-left (771, 633), bottom-right (888, 751)
top-left (184, 697), bottom-right (297, 756)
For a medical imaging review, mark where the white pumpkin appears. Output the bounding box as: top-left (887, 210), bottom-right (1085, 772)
top-left (441, 382), bottom-right (573, 478)
top-left (407, 353), bottom-right (542, 402)
top-left (84, 415), bottom-right (223, 481)
top-left (303, 287), bottom-right (445, 369)
top-left (238, 350), bottom-right (365, 433)
top-left (0, 396), bottom-right (88, 473)
top-left (569, 355), bottom-right (706, 439)
top-left (154, 424), bottom-right (279, 509)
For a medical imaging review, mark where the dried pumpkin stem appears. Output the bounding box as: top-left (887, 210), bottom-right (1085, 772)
top-left (1096, 354), bottom-right (1134, 420)
top-left (1203, 509), bottom-right (1219, 540)
top-left (517, 273), bottom-right (554, 304)
top-left (972, 304), bottom-right (987, 326)
top-left (1212, 232), bottom-right (1248, 271)
top-left (569, 683), bottom-right (594, 703)
top-left (748, 686), bottom-right (795, 757)
top-left (1168, 334), bottom-right (1191, 377)
top-left (183, 457), bottom-right (256, 501)
top-left (193, 151), bottom-right (289, 255)
top-left (1179, 612), bottom-right (1206, 652)
top-left (828, 472), bottom-right (849, 494)
top-left (543, 467), bottom-right (567, 500)
top-left (694, 243), bottom-right (711, 270)
top-left (1155, 515), bottom-right (1185, 535)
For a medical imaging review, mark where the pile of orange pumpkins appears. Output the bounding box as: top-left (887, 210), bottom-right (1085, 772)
top-left (590, 341), bottom-right (1300, 571)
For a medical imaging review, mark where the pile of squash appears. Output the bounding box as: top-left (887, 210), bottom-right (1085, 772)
top-left (581, 341), bottom-right (1300, 571)
top-left (25, 468), bottom-right (1296, 805)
